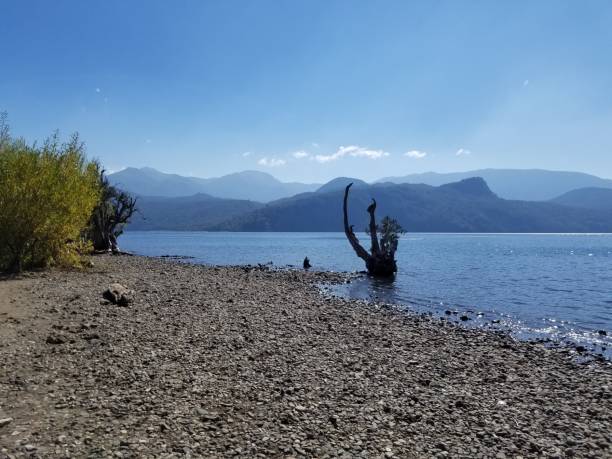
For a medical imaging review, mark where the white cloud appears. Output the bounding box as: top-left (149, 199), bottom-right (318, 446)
top-left (258, 157), bottom-right (286, 167)
top-left (95, 87), bottom-right (101, 93)
top-left (404, 150), bottom-right (427, 159)
top-left (523, 79), bottom-right (529, 87)
top-left (242, 151), bottom-right (252, 157)
top-left (314, 145), bottom-right (390, 163)
top-left (292, 150), bottom-right (310, 159)
top-left (456, 148), bottom-right (472, 156)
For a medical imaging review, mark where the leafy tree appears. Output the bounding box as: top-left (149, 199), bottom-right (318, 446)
top-left (367, 216), bottom-right (404, 259)
top-left (89, 171), bottom-right (137, 252)
top-left (0, 115), bottom-right (100, 272)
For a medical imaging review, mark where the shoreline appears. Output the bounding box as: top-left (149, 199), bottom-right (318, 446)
top-left (152, 253), bottom-right (611, 363)
top-left (1, 254), bottom-right (610, 457)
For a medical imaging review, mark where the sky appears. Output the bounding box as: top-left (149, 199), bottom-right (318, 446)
top-left (1, 0), bottom-right (612, 183)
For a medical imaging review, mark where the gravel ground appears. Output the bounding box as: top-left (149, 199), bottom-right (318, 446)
top-left (0, 255), bottom-right (610, 458)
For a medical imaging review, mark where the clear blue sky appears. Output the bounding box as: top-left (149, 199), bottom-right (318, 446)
top-left (1, 0), bottom-right (611, 182)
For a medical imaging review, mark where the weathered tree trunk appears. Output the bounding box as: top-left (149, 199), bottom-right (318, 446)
top-left (89, 172), bottom-right (137, 253)
top-left (343, 184), bottom-right (371, 263)
top-left (367, 199), bottom-right (381, 256)
top-left (343, 184), bottom-right (397, 277)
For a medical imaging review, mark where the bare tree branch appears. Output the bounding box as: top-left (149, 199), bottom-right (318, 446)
top-left (343, 183), bottom-right (370, 262)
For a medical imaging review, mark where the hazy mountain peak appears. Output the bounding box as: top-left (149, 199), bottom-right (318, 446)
top-left (218, 170), bottom-right (282, 184)
top-left (317, 177), bottom-right (369, 194)
top-left (440, 177), bottom-right (496, 197)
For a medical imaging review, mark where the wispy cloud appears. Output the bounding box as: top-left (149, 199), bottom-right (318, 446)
top-left (242, 151), bottom-right (252, 157)
top-left (292, 150), bottom-right (309, 159)
top-left (456, 148), bottom-right (472, 156)
top-left (523, 79), bottom-right (529, 87)
top-left (95, 87), bottom-right (101, 93)
top-left (311, 142), bottom-right (320, 149)
top-left (404, 150), bottom-right (427, 159)
top-left (314, 145), bottom-right (390, 163)
top-left (258, 157), bottom-right (286, 167)
top-left (145, 139), bottom-right (152, 144)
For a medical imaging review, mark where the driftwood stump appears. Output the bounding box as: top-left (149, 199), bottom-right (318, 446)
top-left (343, 183), bottom-right (398, 277)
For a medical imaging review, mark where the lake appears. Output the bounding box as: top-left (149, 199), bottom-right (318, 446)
top-left (120, 231), bottom-right (612, 358)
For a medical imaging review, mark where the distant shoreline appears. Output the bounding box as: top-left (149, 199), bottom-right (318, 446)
top-left (123, 229), bottom-right (612, 235)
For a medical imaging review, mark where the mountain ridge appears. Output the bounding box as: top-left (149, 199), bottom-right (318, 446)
top-left (378, 168), bottom-right (612, 201)
top-left (210, 178), bottom-right (612, 233)
top-left (109, 167), bottom-right (321, 202)
top-left (110, 167), bottom-right (612, 203)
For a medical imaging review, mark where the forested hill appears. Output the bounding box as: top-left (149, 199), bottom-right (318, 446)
top-left (211, 178), bottom-right (612, 233)
top-left (550, 187), bottom-right (612, 211)
top-left (128, 194), bottom-right (263, 231)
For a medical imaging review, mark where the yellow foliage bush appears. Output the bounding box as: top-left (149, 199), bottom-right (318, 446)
top-left (0, 116), bottom-right (101, 271)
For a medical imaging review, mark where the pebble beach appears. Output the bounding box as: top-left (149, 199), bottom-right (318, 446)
top-left (0, 255), bottom-right (610, 458)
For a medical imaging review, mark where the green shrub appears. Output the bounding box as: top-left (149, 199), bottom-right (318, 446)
top-left (0, 115), bottom-right (100, 272)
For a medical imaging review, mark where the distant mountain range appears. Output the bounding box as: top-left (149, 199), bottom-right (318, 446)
top-left (379, 169), bottom-right (612, 201)
top-left (212, 178), bottom-right (612, 232)
top-left (124, 176), bottom-right (612, 232)
top-left (110, 167), bottom-right (612, 203)
top-left (109, 167), bottom-right (320, 202)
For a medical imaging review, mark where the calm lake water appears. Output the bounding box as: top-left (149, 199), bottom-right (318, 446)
top-left (120, 232), bottom-right (612, 358)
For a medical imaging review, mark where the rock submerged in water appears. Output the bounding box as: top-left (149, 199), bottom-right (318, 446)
top-left (103, 283), bottom-right (133, 306)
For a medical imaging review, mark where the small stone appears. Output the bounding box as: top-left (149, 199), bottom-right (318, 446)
top-left (597, 330), bottom-right (607, 336)
top-left (0, 418), bottom-right (13, 428)
top-left (196, 408), bottom-right (220, 421)
top-left (82, 332), bottom-right (101, 341)
top-left (24, 445), bottom-right (36, 452)
top-left (460, 315), bottom-right (470, 321)
top-left (46, 333), bottom-right (66, 345)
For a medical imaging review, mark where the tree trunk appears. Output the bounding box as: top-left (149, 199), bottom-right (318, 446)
top-left (343, 184), bottom-right (371, 262)
top-left (367, 199), bottom-right (381, 255)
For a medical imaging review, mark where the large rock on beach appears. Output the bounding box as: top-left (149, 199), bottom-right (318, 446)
top-left (102, 283), bottom-right (133, 306)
